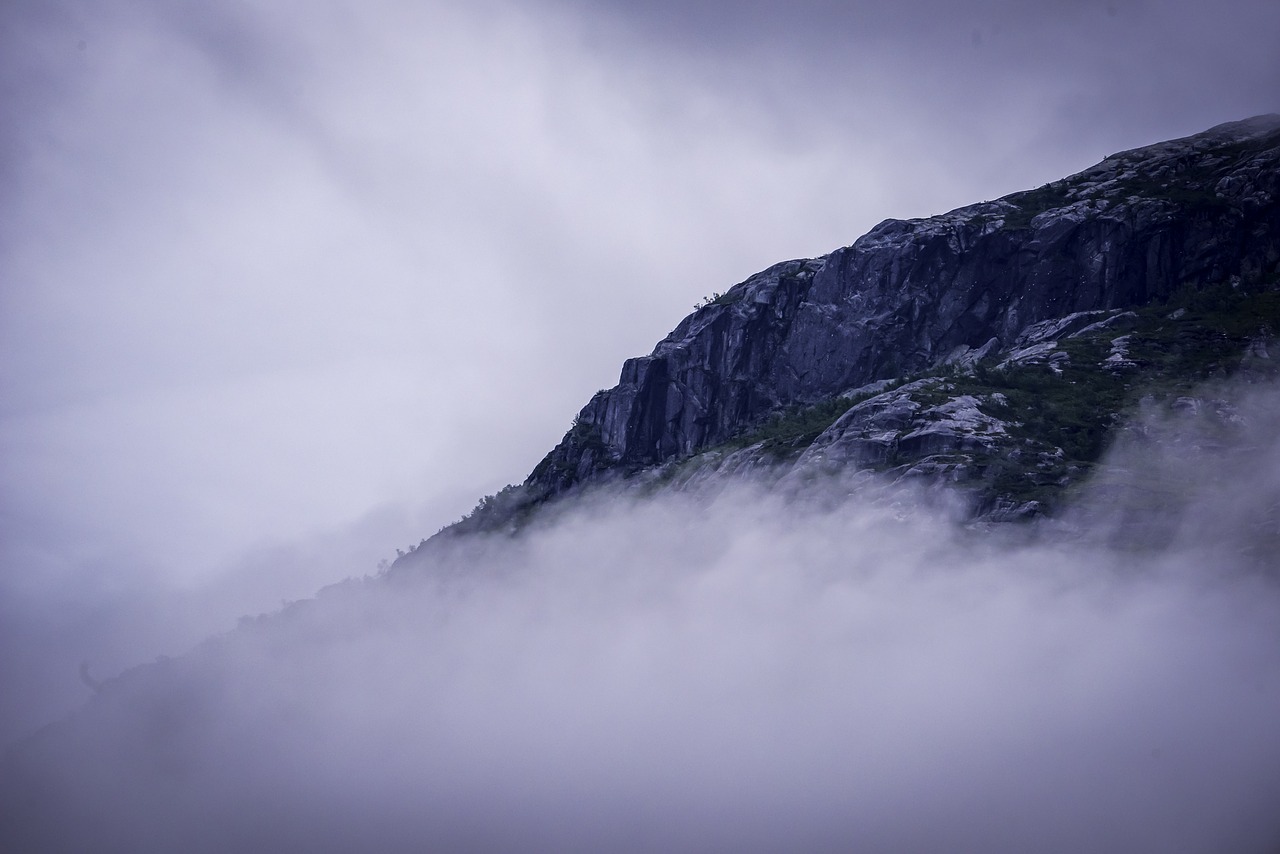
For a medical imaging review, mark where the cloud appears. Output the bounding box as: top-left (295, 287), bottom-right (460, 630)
top-left (4, 0), bottom-right (1275, 574)
top-left (5, 379), bottom-right (1280, 853)
top-left (2, 0), bottom-right (1279, 822)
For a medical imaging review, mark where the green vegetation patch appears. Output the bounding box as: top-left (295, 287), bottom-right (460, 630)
top-left (1002, 181), bottom-right (1077, 229)
top-left (1107, 172), bottom-right (1228, 209)
top-left (1121, 285), bottom-right (1280, 384)
top-left (974, 343), bottom-right (1128, 463)
top-left (694, 289), bottom-right (743, 310)
top-left (717, 396), bottom-right (859, 460)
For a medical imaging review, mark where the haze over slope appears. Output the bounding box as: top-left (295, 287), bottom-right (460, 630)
top-left (4, 0), bottom-right (1279, 752)
top-left (4, 376), bottom-right (1280, 853)
top-left (3, 14), bottom-right (1280, 841)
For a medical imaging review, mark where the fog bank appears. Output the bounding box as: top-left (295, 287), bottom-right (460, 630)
top-left (5, 0), bottom-right (1278, 762)
top-left (5, 382), bottom-right (1280, 853)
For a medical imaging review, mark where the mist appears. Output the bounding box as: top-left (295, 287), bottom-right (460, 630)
top-left (5, 380), bottom-right (1280, 853)
top-left (4, 0), bottom-right (1279, 754)
top-left (4, 1), bottom-right (1280, 848)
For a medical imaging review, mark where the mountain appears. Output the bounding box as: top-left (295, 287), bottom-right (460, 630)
top-left (7, 117), bottom-right (1280, 854)
top-left (444, 114), bottom-right (1280, 536)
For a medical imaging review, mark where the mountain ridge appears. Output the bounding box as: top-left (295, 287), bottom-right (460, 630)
top-left (426, 115), bottom-right (1280, 541)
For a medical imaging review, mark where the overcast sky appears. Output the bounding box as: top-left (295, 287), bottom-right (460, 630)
top-left (2, 0), bottom-right (1279, 741)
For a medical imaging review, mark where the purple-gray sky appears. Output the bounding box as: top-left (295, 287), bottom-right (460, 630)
top-left (1, 0), bottom-right (1278, 742)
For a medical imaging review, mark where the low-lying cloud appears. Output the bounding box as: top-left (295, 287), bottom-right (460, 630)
top-left (4, 0), bottom-right (1278, 776)
top-left (5, 381), bottom-right (1280, 853)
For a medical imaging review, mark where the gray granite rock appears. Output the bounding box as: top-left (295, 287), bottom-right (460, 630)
top-left (527, 116), bottom-right (1280, 500)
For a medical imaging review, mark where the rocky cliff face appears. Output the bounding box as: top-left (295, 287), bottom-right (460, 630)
top-left (526, 116), bottom-right (1280, 502)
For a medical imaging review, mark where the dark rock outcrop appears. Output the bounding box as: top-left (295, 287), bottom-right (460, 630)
top-left (527, 115), bottom-right (1280, 499)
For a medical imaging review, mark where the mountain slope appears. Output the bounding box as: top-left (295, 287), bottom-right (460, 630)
top-left (8, 116), bottom-right (1280, 854)
top-left (486, 115), bottom-right (1280, 524)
